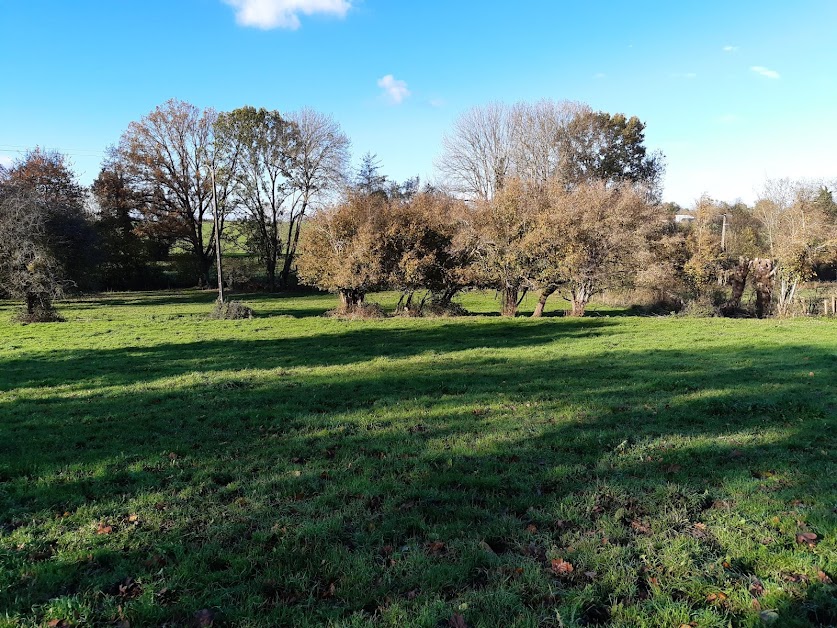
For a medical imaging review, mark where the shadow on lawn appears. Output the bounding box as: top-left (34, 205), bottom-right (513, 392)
top-left (0, 322), bottom-right (835, 625)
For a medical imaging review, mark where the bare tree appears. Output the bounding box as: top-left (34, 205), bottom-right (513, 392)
top-left (118, 99), bottom-right (239, 287)
top-left (281, 108), bottom-right (350, 287)
top-left (437, 102), bottom-right (513, 201)
top-left (215, 107), bottom-right (298, 291)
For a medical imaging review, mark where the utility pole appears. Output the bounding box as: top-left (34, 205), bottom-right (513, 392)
top-left (210, 163), bottom-right (225, 303)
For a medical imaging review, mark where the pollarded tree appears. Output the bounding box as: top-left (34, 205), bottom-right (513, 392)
top-left (296, 192), bottom-right (390, 311)
top-left (755, 179), bottom-right (837, 315)
top-left (547, 181), bottom-right (664, 316)
top-left (382, 191), bottom-right (469, 314)
top-left (464, 178), bottom-right (543, 316)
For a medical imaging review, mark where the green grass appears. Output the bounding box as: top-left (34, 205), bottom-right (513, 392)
top-left (0, 291), bottom-right (835, 627)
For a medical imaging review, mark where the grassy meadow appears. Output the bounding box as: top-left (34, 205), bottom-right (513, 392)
top-left (0, 291), bottom-right (835, 627)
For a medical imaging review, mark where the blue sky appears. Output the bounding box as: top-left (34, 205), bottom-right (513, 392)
top-left (1, 0), bottom-right (835, 206)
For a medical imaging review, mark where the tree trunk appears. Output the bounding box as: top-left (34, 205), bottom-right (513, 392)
top-left (567, 284), bottom-right (591, 317)
top-left (339, 288), bottom-right (365, 312)
top-left (750, 258), bottom-right (774, 318)
top-left (531, 285), bottom-right (557, 318)
top-left (26, 292), bottom-right (36, 316)
top-left (266, 258), bottom-right (276, 293)
top-left (501, 286), bottom-right (519, 317)
top-left (723, 257), bottom-right (750, 315)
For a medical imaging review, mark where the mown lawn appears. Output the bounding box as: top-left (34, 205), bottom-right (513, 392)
top-left (0, 291), bottom-right (835, 627)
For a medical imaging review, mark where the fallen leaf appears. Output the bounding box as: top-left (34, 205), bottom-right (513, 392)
top-left (706, 591), bottom-right (728, 603)
top-left (96, 522), bottom-right (113, 535)
top-left (749, 578), bottom-right (765, 597)
top-left (426, 541), bottom-right (446, 556)
top-left (630, 520), bottom-right (651, 534)
top-left (796, 532), bottom-right (818, 548)
top-left (550, 558), bottom-right (574, 576)
top-left (127, 514), bottom-right (139, 523)
top-left (526, 524), bottom-right (538, 534)
top-left (817, 570), bottom-right (833, 584)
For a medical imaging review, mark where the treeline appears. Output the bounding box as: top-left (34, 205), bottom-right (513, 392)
top-left (1, 97), bottom-right (836, 321)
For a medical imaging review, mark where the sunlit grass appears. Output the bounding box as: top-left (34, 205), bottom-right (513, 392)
top-left (0, 291), bottom-right (835, 626)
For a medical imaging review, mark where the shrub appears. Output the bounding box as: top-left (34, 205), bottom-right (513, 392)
top-left (209, 300), bottom-right (254, 320)
top-left (325, 302), bottom-right (386, 319)
top-left (13, 302), bottom-right (64, 323)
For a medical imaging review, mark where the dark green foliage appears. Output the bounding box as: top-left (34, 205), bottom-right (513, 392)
top-left (91, 166), bottom-right (163, 290)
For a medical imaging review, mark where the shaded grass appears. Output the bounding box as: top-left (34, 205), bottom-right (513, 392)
top-left (0, 291), bottom-right (835, 626)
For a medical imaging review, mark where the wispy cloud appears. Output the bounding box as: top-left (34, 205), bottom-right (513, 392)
top-left (223, 0), bottom-right (351, 30)
top-left (751, 65), bottom-right (780, 79)
top-left (428, 98), bottom-right (446, 108)
top-left (0, 155), bottom-right (12, 169)
top-left (593, 72), bottom-right (607, 80)
top-left (377, 75), bottom-right (410, 105)
top-left (718, 113), bottom-right (739, 124)
top-left (723, 45), bottom-right (739, 53)
top-left (671, 72), bottom-right (697, 79)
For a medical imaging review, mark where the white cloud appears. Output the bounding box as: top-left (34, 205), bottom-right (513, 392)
top-left (0, 155), bottom-right (12, 169)
top-left (723, 45), bottom-right (739, 52)
top-left (377, 75), bottom-right (410, 105)
top-left (751, 65), bottom-right (780, 79)
top-left (593, 72), bottom-right (607, 79)
top-left (429, 98), bottom-right (446, 108)
top-left (671, 72), bottom-right (697, 79)
top-left (223, 0), bottom-right (350, 30)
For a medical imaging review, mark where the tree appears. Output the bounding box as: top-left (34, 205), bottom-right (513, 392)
top-left (754, 179), bottom-right (837, 315)
top-left (545, 181), bottom-right (663, 316)
top-left (296, 192), bottom-right (390, 311)
top-left (437, 102), bottom-right (514, 201)
top-left (354, 152), bottom-right (389, 197)
top-left (281, 108), bottom-right (350, 287)
top-left (91, 162), bottom-right (157, 290)
top-left (464, 178), bottom-right (542, 316)
top-left (558, 111), bottom-right (665, 199)
top-left (1, 148), bottom-right (96, 291)
top-left (117, 99), bottom-right (239, 287)
top-left (0, 185), bottom-right (65, 321)
top-left (214, 106), bottom-right (296, 291)
top-left (383, 191), bottom-right (468, 314)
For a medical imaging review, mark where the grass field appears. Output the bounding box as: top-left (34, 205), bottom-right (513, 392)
top-left (1, 291), bottom-right (835, 627)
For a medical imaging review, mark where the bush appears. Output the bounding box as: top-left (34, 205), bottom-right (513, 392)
top-left (209, 300), bottom-right (254, 320)
top-left (681, 289), bottom-right (726, 317)
top-left (13, 303), bottom-right (64, 323)
top-left (421, 299), bottom-right (469, 317)
top-left (325, 302), bottom-right (387, 319)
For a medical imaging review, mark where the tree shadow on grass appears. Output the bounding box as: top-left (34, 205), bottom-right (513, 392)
top-left (0, 329), bottom-right (835, 625)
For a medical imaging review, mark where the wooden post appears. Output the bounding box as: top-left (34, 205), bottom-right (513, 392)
top-left (210, 164), bottom-right (224, 304)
